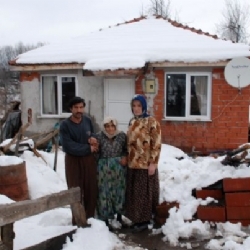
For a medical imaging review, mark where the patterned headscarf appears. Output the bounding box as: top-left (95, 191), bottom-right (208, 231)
top-left (131, 94), bottom-right (150, 118)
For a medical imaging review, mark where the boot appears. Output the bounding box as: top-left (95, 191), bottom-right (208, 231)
top-left (117, 213), bottom-right (128, 228)
top-left (105, 219), bottom-right (113, 232)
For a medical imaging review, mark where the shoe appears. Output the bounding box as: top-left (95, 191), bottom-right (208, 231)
top-left (105, 220), bottom-right (114, 232)
top-left (117, 214), bottom-right (129, 228)
top-left (130, 221), bottom-right (150, 233)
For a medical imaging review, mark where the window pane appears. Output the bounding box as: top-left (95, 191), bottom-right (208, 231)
top-left (62, 77), bottom-right (76, 113)
top-left (42, 76), bottom-right (58, 114)
top-left (190, 76), bottom-right (208, 116)
top-left (166, 74), bottom-right (186, 117)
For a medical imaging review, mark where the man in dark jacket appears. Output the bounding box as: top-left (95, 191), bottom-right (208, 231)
top-left (60, 96), bottom-right (98, 222)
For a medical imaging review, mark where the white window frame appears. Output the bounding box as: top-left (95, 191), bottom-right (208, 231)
top-left (164, 72), bottom-right (212, 121)
top-left (40, 74), bottom-right (78, 118)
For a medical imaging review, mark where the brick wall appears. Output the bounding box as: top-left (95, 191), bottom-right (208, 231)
top-left (135, 68), bottom-right (250, 153)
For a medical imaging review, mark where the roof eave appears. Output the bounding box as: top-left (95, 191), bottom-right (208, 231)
top-left (9, 63), bottom-right (84, 72)
top-left (150, 60), bottom-right (230, 68)
top-left (9, 59), bottom-right (233, 75)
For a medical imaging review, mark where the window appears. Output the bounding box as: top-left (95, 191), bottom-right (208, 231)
top-left (41, 75), bottom-right (77, 115)
top-left (165, 72), bottom-right (211, 120)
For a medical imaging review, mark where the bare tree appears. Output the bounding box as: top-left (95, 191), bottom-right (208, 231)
top-left (147, 0), bottom-right (171, 19)
top-left (216, 0), bottom-right (249, 43)
top-left (0, 42), bottom-right (45, 115)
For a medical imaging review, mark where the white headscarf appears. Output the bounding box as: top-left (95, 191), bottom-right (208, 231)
top-left (102, 116), bottom-right (120, 139)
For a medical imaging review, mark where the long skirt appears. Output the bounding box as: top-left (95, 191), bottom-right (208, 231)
top-left (125, 168), bottom-right (159, 224)
top-left (65, 153), bottom-right (97, 219)
top-left (97, 157), bottom-right (126, 220)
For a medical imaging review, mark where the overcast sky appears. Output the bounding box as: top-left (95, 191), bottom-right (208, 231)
top-left (0, 0), bottom-right (249, 47)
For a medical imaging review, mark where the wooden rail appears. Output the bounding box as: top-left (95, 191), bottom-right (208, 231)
top-left (0, 187), bottom-right (86, 250)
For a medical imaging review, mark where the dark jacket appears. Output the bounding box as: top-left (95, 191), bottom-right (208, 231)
top-left (60, 115), bottom-right (94, 157)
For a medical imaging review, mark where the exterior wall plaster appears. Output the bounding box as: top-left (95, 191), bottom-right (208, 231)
top-left (20, 69), bottom-right (103, 134)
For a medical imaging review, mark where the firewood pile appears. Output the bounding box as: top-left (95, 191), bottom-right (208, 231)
top-left (220, 144), bottom-right (250, 167)
top-left (0, 122), bottom-right (59, 165)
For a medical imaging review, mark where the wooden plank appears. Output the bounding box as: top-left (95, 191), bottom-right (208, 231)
top-left (35, 129), bottom-right (59, 148)
top-left (21, 229), bottom-right (76, 250)
top-left (0, 188), bottom-right (80, 227)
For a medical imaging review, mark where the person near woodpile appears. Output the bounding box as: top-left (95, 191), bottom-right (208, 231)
top-left (59, 96), bottom-right (99, 223)
top-left (126, 94), bottom-right (161, 232)
top-left (95, 116), bottom-right (128, 231)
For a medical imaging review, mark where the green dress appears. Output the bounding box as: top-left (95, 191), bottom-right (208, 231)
top-left (96, 131), bottom-right (127, 220)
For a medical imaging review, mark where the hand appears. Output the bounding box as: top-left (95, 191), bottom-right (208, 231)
top-left (90, 144), bottom-right (98, 153)
top-left (148, 163), bottom-right (156, 176)
top-left (119, 156), bottom-right (127, 166)
top-left (88, 137), bottom-right (97, 145)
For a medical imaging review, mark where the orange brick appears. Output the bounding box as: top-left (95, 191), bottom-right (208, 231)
top-left (223, 178), bottom-right (250, 192)
top-left (196, 189), bottom-right (223, 200)
top-left (226, 207), bottom-right (250, 220)
top-left (225, 193), bottom-right (250, 207)
top-left (197, 206), bottom-right (226, 222)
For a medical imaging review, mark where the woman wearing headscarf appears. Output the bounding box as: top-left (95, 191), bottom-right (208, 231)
top-left (126, 94), bottom-right (161, 232)
top-left (95, 116), bottom-right (127, 230)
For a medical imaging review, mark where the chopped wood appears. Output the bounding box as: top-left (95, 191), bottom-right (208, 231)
top-left (2, 122), bottom-right (31, 153)
top-left (221, 144), bottom-right (250, 167)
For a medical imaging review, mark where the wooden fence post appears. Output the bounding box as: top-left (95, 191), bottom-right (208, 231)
top-left (71, 202), bottom-right (87, 227)
top-left (1, 224), bottom-right (14, 250)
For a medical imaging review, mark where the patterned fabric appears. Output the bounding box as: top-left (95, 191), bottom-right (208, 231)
top-left (126, 105), bottom-right (161, 224)
top-left (127, 116), bottom-right (161, 169)
top-left (97, 157), bottom-right (126, 220)
top-left (95, 131), bottom-right (127, 220)
top-left (96, 131), bottom-right (127, 158)
top-left (126, 168), bottom-right (159, 223)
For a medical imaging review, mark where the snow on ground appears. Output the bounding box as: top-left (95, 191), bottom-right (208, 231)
top-left (1, 143), bottom-right (250, 249)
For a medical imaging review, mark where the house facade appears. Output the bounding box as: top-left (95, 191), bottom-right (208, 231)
top-left (10, 16), bottom-right (250, 153)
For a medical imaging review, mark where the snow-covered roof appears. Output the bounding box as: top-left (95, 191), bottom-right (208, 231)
top-left (13, 16), bottom-right (250, 71)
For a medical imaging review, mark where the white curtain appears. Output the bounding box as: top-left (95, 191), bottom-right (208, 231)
top-left (195, 76), bottom-right (208, 116)
top-left (42, 76), bottom-right (57, 114)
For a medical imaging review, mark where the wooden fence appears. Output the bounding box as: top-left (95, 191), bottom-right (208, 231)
top-left (0, 187), bottom-right (86, 250)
